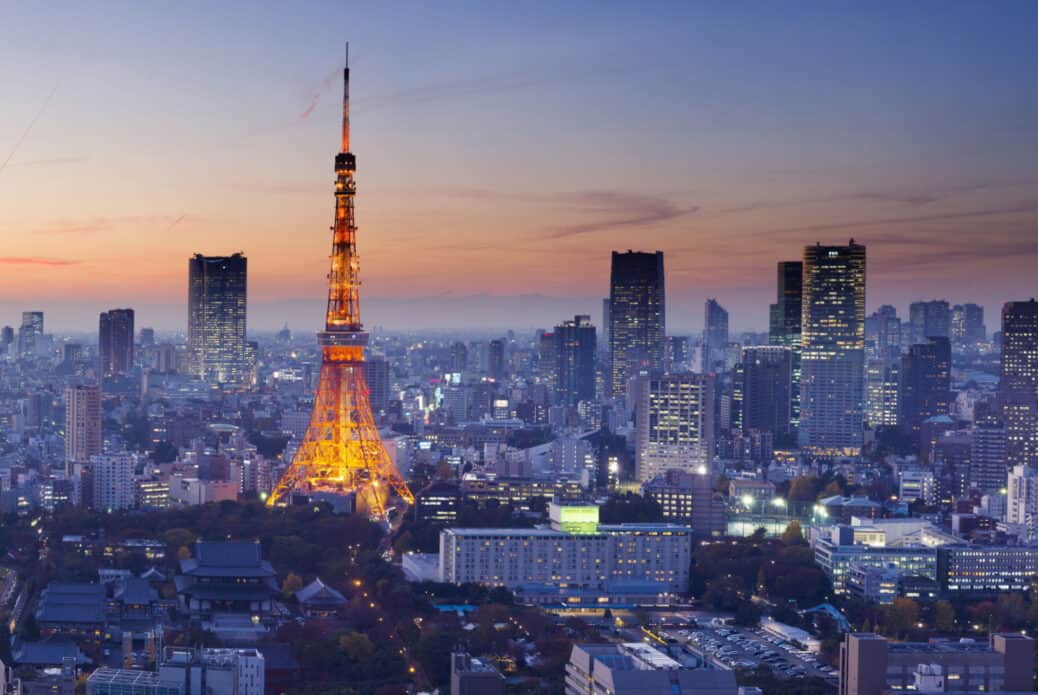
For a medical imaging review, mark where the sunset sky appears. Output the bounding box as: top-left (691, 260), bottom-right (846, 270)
top-left (1, 2), bottom-right (1036, 334)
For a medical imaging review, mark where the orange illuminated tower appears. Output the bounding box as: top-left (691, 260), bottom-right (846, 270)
top-left (267, 45), bottom-right (414, 515)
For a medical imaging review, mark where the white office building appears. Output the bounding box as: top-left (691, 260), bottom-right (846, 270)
top-left (439, 503), bottom-right (693, 598)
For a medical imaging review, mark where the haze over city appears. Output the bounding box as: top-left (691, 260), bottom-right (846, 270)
top-left (2, 2), bottom-right (1037, 332)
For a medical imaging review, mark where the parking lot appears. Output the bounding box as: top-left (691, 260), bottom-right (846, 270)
top-left (662, 621), bottom-right (837, 682)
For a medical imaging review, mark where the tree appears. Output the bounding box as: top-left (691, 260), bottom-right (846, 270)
top-left (820, 480), bottom-right (843, 499)
top-left (935, 600), bottom-right (955, 633)
top-left (781, 520), bottom-right (804, 545)
top-left (788, 476), bottom-right (819, 502)
top-left (884, 597), bottom-right (920, 638)
top-left (339, 632), bottom-right (376, 662)
top-left (283, 572), bottom-right (304, 597)
top-left (734, 602), bottom-right (762, 627)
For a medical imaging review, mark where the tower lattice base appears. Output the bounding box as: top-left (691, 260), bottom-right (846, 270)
top-left (267, 345), bottom-right (413, 516)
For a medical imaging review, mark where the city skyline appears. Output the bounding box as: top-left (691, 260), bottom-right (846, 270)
top-left (2, 3), bottom-right (1037, 333)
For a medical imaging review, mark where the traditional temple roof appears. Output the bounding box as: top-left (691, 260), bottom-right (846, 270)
top-left (113, 576), bottom-right (159, 606)
top-left (36, 582), bottom-right (106, 625)
top-left (295, 578), bottom-right (347, 607)
top-left (179, 541), bottom-right (276, 578)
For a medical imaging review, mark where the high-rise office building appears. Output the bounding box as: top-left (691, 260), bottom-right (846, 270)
top-left (608, 250), bottom-right (665, 397)
top-left (865, 358), bottom-right (900, 428)
top-left (538, 332), bottom-right (557, 394)
top-left (487, 339), bottom-right (505, 381)
top-left (139, 327), bottom-right (155, 347)
top-left (740, 346), bottom-right (792, 439)
top-left (366, 354), bottom-right (391, 414)
top-left (899, 337), bottom-right (951, 439)
top-left (702, 298), bottom-right (729, 372)
top-left (187, 253), bottom-right (247, 385)
top-left (908, 300), bottom-right (951, 344)
top-left (449, 341), bottom-right (468, 372)
top-left (951, 303), bottom-right (985, 344)
top-left (971, 400), bottom-right (1008, 493)
top-left (769, 261), bottom-right (803, 428)
top-left (635, 373), bottom-right (714, 482)
top-left (799, 240), bottom-right (866, 455)
top-left (554, 315), bottom-right (596, 406)
top-left (601, 297), bottom-right (610, 354)
top-left (99, 308), bottom-right (135, 378)
top-left (865, 305), bottom-right (901, 360)
top-left (1001, 299), bottom-right (1038, 469)
top-left (18, 311), bottom-right (44, 357)
top-left (65, 383), bottom-right (102, 473)
top-left (769, 261), bottom-right (802, 346)
top-left (1, 325), bottom-right (14, 353)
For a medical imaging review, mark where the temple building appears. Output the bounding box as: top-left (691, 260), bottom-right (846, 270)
top-left (174, 541), bottom-right (278, 622)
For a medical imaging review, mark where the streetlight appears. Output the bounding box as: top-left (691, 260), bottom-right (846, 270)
top-left (771, 497), bottom-right (787, 510)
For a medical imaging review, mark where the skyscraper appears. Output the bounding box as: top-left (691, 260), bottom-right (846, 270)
top-left (18, 311), bottom-right (43, 357)
top-left (952, 303), bottom-right (985, 344)
top-left (799, 240), bottom-right (866, 455)
top-left (187, 253), bottom-right (248, 385)
top-left (769, 261), bottom-right (803, 428)
top-left (769, 261), bottom-right (802, 346)
top-left (865, 305), bottom-right (901, 360)
top-left (487, 339), bottom-right (506, 381)
top-left (554, 315), bottom-right (596, 406)
top-left (99, 308), bottom-right (135, 378)
top-left (1001, 299), bottom-right (1038, 469)
top-left (139, 327), bottom-right (155, 347)
top-left (703, 299), bottom-right (729, 372)
top-left (366, 354), bottom-right (391, 414)
top-left (635, 373), bottom-right (714, 482)
top-left (971, 400), bottom-right (1008, 494)
top-left (65, 383), bottom-right (102, 474)
top-left (608, 250), bottom-right (665, 397)
top-left (0, 326), bottom-right (13, 353)
top-left (899, 337), bottom-right (951, 439)
top-left (449, 341), bottom-right (468, 372)
top-left (740, 346), bottom-right (792, 439)
top-left (909, 300), bottom-right (951, 344)
top-left (865, 358), bottom-right (900, 428)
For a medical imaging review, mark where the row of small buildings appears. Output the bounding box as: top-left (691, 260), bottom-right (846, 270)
top-left (811, 517), bottom-right (1038, 601)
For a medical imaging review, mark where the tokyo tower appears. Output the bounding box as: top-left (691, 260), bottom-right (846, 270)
top-left (267, 45), bottom-right (414, 516)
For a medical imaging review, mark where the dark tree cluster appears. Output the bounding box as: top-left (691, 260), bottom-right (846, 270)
top-left (691, 532), bottom-right (832, 610)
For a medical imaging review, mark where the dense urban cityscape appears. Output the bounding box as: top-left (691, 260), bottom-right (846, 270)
top-left (2, 5), bottom-right (1038, 695)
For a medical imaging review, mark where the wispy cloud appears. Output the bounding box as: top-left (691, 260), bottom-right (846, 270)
top-left (547, 191), bottom-right (699, 239)
top-left (0, 256), bottom-right (79, 267)
top-left (297, 53), bottom-right (665, 120)
top-left (771, 202), bottom-right (1038, 236)
top-left (5, 156), bottom-right (89, 169)
top-left (34, 215), bottom-right (180, 235)
top-left (442, 188), bottom-right (698, 239)
top-left (0, 83), bottom-right (59, 179)
top-left (297, 66), bottom-right (341, 121)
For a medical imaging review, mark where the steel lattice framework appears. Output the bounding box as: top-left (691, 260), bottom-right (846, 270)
top-left (267, 45), bottom-right (414, 516)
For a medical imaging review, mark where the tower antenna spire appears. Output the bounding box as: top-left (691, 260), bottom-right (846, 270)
top-left (341, 42), bottom-right (351, 154)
